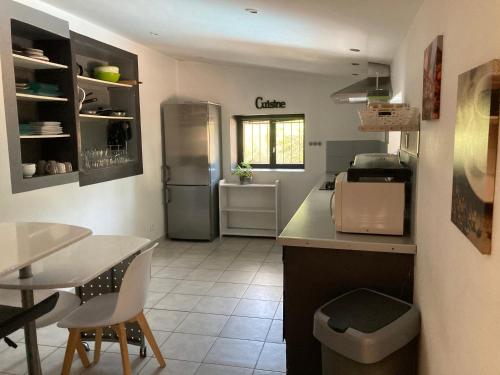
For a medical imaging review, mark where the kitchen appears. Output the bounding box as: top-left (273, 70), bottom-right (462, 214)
top-left (0, 1), bottom-right (499, 375)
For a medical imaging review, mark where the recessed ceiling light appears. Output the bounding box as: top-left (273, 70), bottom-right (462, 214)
top-left (351, 63), bottom-right (360, 66)
top-left (245, 8), bottom-right (259, 14)
top-left (350, 48), bottom-right (360, 52)
top-left (150, 32), bottom-right (160, 36)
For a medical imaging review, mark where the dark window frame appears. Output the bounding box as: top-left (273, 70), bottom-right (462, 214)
top-left (236, 114), bottom-right (305, 169)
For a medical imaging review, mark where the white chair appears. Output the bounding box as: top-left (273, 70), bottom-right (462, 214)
top-left (58, 243), bottom-right (165, 375)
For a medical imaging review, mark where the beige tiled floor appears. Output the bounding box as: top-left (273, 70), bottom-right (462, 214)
top-left (0, 236), bottom-right (285, 374)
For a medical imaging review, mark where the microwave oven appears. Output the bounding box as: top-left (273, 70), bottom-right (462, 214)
top-left (333, 172), bottom-right (405, 235)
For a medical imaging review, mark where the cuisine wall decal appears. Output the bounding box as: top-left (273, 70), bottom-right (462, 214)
top-left (255, 97), bottom-right (286, 109)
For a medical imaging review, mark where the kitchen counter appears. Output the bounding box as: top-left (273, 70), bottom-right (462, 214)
top-left (278, 174), bottom-right (416, 254)
top-left (280, 174), bottom-right (416, 375)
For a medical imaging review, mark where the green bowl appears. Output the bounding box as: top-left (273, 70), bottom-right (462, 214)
top-left (93, 71), bottom-right (121, 83)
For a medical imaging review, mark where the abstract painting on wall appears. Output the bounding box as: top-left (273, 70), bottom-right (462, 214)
top-left (451, 60), bottom-right (500, 254)
top-left (422, 35), bottom-right (443, 120)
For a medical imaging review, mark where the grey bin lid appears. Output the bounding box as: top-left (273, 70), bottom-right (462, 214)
top-left (322, 289), bottom-right (411, 333)
top-left (313, 289), bottom-right (420, 364)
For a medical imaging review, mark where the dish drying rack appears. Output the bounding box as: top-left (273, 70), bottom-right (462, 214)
top-left (358, 103), bottom-right (420, 132)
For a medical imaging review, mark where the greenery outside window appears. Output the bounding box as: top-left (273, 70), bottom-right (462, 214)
top-left (236, 114), bottom-right (305, 169)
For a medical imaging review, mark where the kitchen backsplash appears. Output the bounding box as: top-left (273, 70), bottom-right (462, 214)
top-left (325, 140), bottom-right (387, 173)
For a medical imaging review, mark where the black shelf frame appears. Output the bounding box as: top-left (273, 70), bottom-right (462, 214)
top-left (0, 1), bottom-right (144, 193)
top-left (0, 2), bottom-right (80, 193)
top-left (70, 31), bottom-right (143, 187)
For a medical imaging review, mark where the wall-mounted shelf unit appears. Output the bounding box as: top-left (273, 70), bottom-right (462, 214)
top-left (72, 31), bottom-right (143, 187)
top-left (1, 2), bottom-right (143, 193)
top-left (219, 179), bottom-right (280, 238)
top-left (0, 2), bottom-right (80, 193)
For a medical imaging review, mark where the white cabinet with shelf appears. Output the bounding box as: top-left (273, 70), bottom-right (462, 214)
top-left (219, 179), bottom-right (280, 238)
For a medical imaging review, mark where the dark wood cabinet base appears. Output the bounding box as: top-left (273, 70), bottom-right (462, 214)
top-left (283, 245), bottom-right (414, 375)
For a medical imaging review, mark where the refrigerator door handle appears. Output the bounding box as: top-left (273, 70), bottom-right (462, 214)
top-left (163, 165), bottom-right (170, 183)
top-left (164, 187), bottom-right (171, 204)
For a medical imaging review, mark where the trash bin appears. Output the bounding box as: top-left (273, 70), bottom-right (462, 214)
top-left (313, 288), bottom-right (420, 375)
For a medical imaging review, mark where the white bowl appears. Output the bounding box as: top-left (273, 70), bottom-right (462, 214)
top-left (22, 163), bottom-right (36, 178)
top-left (94, 65), bottom-right (120, 73)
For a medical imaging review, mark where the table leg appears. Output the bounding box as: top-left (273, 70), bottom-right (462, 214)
top-left (19, 266), bottom-right (42, 375)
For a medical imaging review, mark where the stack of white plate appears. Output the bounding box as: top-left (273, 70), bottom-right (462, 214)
top-left (23, 48), bottom-right (49, 62)
top-left (24, 122), bottom-right (63, 135)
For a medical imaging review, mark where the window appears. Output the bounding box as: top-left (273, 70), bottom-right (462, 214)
top-left (236, 114), bottom-right (305, 169)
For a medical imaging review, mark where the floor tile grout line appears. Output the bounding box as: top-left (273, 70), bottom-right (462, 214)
top-left (200, 337), bottom-right (263, 370)
top-left (150, 327), bottom-right (283, 345)
top-left (195, 329), bottom-right (220, 367)
top-left (136, 356), bottom-right (154, 374)
top-left (196, 361), bottom-right (260, 373)
top-left (145, 311), bottom-right (282, 330)
top-left (253, 336), bottom-right (268, 371)
top-left (153, 258), bottom-right (283, 268)
top-left (153, 288), bottom-right (282, 302)
top-left (147, 301), bottom-right (280, 320)
top-left (152, 278), bottom-right (283, 289)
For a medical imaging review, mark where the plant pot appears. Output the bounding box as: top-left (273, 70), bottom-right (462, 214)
top-left (240, 175), bottom-right (252, 185)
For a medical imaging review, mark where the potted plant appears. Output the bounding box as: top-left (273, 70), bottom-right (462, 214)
top-left (233, 161), bottom-right (253, 184)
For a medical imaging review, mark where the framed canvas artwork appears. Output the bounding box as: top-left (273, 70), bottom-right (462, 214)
top-left (451, 60), bottom-right (500, 254)
top-left (422, 35), bottom-right (443, 120)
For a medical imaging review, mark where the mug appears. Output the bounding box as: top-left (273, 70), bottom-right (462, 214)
top-left (56, 162), bottom-right (66, 174)
top-left (36, 160), bottom-right (47, 176)
top-left (45, 160), bottom-right (58, 175)
top-left (77, 86), bottom-right (86, 111)
top-left (64, 162), bottom-right (72, 173)
top-left (22, 163), bottom-right (36, 178)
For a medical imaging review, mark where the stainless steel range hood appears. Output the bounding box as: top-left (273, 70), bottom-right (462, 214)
top-left (331, 62), bottom-right (392, 104)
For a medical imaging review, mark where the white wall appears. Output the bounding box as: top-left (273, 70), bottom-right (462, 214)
top-left (177, 61), bottom-right (383, 225)
top-left (392, 1), bottom-right (500, 374)
top-left (0, 0), bottom-right (177, 238)
top-left (2, 2), bottom-right (385, 238)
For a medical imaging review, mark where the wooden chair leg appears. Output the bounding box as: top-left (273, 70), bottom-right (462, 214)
top-left (136, 311), bottom-right (166, 368)
top-left (114, 323), bottom-right (132, 375)
top-left (76, 340), bottom-right (91, 368)
top-left (94, 328), bottom-right (103, 364)
top-left (62, 328), bottom-right (80, 375)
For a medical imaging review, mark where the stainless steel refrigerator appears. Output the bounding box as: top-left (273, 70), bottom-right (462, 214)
top-left (162, 102), bottom-right (222, 240)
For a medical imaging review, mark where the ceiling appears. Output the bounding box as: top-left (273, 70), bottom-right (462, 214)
top-left (42, 0), bottom-right (422, 76)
